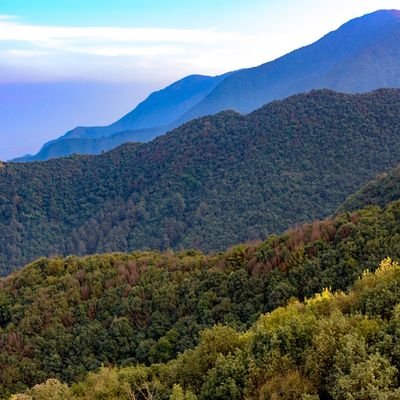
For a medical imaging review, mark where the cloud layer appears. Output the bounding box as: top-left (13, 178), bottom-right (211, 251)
top-left (0, 16), bottom-right (280, 82)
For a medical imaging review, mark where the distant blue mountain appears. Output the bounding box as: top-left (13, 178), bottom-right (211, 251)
top-left (63, 73), bottom-right (231, 140)
top-left (13, 74), bottom-right (229, 162)
top-left (181, 9), bottom-right (400, 120)
top-left (13, 9), bottom-right (400, 162)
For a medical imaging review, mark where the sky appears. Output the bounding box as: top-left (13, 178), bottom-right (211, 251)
top-left (1, 0), bottom-right (400, 160)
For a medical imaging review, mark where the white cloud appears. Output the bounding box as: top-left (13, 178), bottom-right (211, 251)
top-left (3, 14), bottom-right (335, 85)
top-left (3, 4), bottom-right (396, 83)
top-left (0, 16), bottom-right (276, 82)
top-left (0, 18), bottom-right (250, 45)
top-left (6, 49), bottom-right (51, 57)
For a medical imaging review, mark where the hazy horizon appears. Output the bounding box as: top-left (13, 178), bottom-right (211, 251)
top-left (1, 0), bottom-right (400, 160)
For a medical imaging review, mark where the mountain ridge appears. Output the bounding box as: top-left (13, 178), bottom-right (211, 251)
top-left (12, 9), bottom-right (400, 162)
top-left (339, 164), bottom-right (400, 213)
top-left (181, 9), bottom-right (400, 120)
top-left (12, 73), bottom-right (229, 162)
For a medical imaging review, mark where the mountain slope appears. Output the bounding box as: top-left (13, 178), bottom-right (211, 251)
top-left (13, 9), bottom-right (400, 162)
top-left (2, 89), bottom-right (400, 275)
top-left (182, 9), bottom-right (400, 120)
top-left (3, 198), bottom-right (400, 397)
top-left (339, 164), bottom-right (400, 212)
top-left (11, 257), bottom-right (400, 399)
top-left (14, 74), bottom-right (228, 162)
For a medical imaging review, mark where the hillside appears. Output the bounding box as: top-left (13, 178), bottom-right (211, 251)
top-left (339, 164), bottom-right (400, 212)
top-left (14, 9), bottom-right (400, 162)
top-left (10, 258), bottom-right (400, 400)
top-left (3, 198), bottom-right (400, 397)
top-left (2, 89), bottom-right (400, 275)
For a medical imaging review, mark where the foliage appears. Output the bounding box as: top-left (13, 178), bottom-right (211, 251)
top-left (10, 258), bottom-right (400, 400)
top-left (339, 164), bottom-right (400, 213)
top-left (3, 198), bottom-right (400, 396)
top-left (2, 89), bottom-right (400, 275)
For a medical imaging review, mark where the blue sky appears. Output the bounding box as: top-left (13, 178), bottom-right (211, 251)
top-left (0, 0), bottom-right (250, 27)
top-left (1, 0), bottom-right (400, 160)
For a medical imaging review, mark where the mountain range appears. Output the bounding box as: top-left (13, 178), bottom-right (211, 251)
top-left (13, 9), bottom-right (400, 162)
top-left (4, 8), bottom-right (400, 400)
top-left (2, 89), bottom-right (400, 275)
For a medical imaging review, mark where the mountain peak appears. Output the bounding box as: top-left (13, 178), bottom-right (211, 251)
top-left (180, 8), bottom-right (400, 119)
top-left (340, 8), bottom-right (400, 28)
top-left (368, 9), bottom-right (400, 17)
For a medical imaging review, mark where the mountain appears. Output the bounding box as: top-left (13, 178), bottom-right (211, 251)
top-left (14, 9), bottom-right (400, 162)
top-left (13, 252), bottom-right (400, 400)
top-left (2, 89), bottom-right (400, 275)
top-left (12, 127), bottom-right (166, 162)
top-left (13, 73), bottom-right (229, 162)
top-left (182, 9), bottom-right (400, 120)
top-left (3, 197), bottom-right (400, 398)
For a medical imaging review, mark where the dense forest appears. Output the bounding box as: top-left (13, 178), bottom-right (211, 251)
top-left (6, 255), bottom-right (400, 398)
top-left (2, 89), bottom-right (400, 275)
top-left (4, 8), bottom-right (400, 400)
top-left (339, 164), bottom-right (400, 212)
top-left (3, 197), bottom-right (400, 397)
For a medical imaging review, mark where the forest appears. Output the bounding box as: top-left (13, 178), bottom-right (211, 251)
top-left (3, 6), bottom-right (400, 399)
top-left (2, 89), bottom-right (400, 275)
top-left (3, 196), bottom-right (400, 398)
top-left (340, 164), bottom-right (400, 213)
top-left (6, 257), bottom-right (400, 399)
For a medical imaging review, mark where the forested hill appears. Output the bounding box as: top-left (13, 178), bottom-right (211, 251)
top-left (2, 89), bottom-right (400, 275)
top-left (3, 199), bottom-right (400, 398)
top-left (339, 164), bottom-right (400, 212)
top-left (12, 258), bottom-right (400, 400)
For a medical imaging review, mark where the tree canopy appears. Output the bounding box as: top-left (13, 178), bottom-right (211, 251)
top-left (2, 89), bottom-right (400, 275)
top-left (3, 198), bottom-right (400, 397)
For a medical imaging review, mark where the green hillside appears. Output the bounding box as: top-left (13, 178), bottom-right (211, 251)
top-left (6, 241), bottom-right (400, 398)
top-left (2, 89), bottom-right (400, 276)
top-left (340, 164), bottom-right (400, 212)
top-left (3, 198), bottom-right (400, 397)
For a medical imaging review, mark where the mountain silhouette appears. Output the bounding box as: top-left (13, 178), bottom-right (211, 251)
top-left (13, 10), bottom-right (400, 162)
